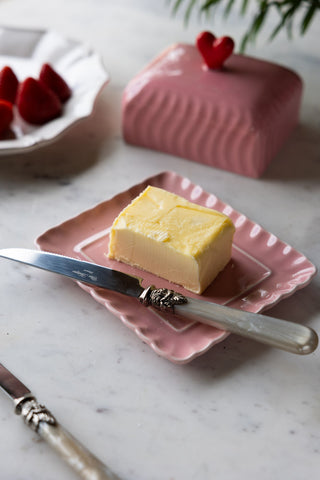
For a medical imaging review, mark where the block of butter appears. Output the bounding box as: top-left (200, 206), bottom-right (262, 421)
top-left (108, 186), bottom-right (235, 294)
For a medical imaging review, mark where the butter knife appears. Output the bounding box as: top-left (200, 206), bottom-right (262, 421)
top-left (0, 248), bottom-right (318, 355)
top-left (0, 362), bottom-right (120, 480)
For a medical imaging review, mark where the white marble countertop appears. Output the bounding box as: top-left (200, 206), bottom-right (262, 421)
top-left (0, 1), bottom-right (319, 479)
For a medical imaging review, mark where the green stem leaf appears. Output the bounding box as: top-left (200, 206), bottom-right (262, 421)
top-left (241, 0), bottom-right (250, 16)
top-left (301, 2), bottom-right (317, 33)
top-left (169, 0), bottom-right (320, 48)
top-left (224, 0), bottom-right (235, 17)
top-left (185, 0), bottom-right (198, 24)
top-left (171, 0), bottom-right (185, 16)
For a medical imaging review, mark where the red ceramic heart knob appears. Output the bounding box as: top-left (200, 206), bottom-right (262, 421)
top-left (196, 31), bottom-right (234, 69)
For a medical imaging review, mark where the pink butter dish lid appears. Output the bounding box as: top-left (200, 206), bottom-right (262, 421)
top-left (124, 43), bottom-right (303, 129)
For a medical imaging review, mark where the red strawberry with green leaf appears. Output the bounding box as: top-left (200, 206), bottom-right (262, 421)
top-left (0, 99), bottom-right (14, 134)
top-left (39, 63), bottom-right (71, 103)
top-left (0, 66), bottom-right (19, 103)
top-left (17, 77), bottom-right (62, 125)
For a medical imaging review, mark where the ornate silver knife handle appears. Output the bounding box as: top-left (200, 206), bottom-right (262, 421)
top-left (14, 396), bottom-right (120, 480)
top-left (140, 287), bottom-right (318, 355)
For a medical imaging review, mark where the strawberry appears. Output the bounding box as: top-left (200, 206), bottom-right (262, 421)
top-left (39, 63), bottom-right (71, 103)
top-left (16, 77), bottom-right (62, 125)
top-left (0, 66), bottom-right (19, 103)
top-left (0, 99), bottom-right (14, 134)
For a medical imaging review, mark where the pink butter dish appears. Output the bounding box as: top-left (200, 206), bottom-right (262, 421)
top-left (122, 42), bottom-right (302, 178)
top-left (36, 171), bottom-right (316, 364)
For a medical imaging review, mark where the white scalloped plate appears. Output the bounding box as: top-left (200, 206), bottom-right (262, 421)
top-left (0, 26), bottom-right (109, 154)
top-left (36, 171), bottom-right (317, 364)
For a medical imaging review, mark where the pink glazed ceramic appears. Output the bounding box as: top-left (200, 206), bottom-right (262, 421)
top-left (122, 44), bottom-right (302, 178)
top-left (36, 172), bottom-right (316, 364)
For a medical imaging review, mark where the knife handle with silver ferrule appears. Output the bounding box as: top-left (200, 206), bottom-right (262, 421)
top-left (176, 297), bottom-right (318, 354)
top-left (16, 398), bottom-right (120, 480)
top-left (141, 288), bottom-right (318, 355)
top-left (0, 360), bottom-right (120, 480)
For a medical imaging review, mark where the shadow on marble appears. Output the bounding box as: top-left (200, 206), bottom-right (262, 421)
top-left (264, 122), bottom-right (320, 182)
top-left (0, 84), bottom-right (121, 179)
top-left (264, 280), bottom-right (320, 326)
top-left (184, 281), bottom-right (319, 377)
top-left (186, 330), bottom-right (270, 378)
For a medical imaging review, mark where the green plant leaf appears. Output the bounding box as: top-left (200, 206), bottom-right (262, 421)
top-left (201, 0), bottom-right (222, 12)
top-left (171, 0), bottom-right (185, 16)
top-left (269, 4), bottom-right (298, 40)
top-left (286, 15), bottom-right (294, 38)
top-left (169, 0), bottom-right (320, 48)
top-left (251, 7), bottom-right (269, 37)
top-left (185, 0), bottom-right (198, 23)
top-left (239, 32), bottom-right (250, 53)
top-left (241, 0), bottom-right (250, 16)
top-left (224, 0), bottom-right (235, 18)
top-left (301, 2), bottom-right (317, 33)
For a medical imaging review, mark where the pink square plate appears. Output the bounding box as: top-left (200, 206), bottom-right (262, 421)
top-left (36, 171), bottom-right (317, 363)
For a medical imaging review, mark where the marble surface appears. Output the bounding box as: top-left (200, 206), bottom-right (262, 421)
top-left (0, 1), bottom-right (319, 479)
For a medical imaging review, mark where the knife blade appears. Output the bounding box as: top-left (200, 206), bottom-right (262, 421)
top-left (0, 362), bottom-right (120, 480)
top-left (0, 247), bottom-right (318, 355)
